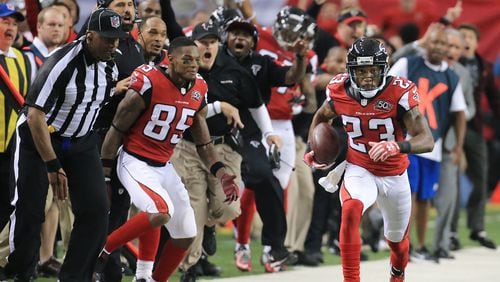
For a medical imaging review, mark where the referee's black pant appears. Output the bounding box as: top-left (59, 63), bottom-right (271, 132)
top-left (240, 135), bottom-right (288, 253)
top-left (0, 147), bottom-right (14, 231)
top-left (6, 119), bottom-right (109, 281)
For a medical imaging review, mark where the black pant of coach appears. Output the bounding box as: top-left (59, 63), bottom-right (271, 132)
top-left (6, 118), bottom-right (109, 281)
top-left (240, 134), bottom-right (288, 254)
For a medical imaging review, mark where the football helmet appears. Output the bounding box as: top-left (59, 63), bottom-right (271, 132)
top-left (346, 38), bottom-right (389, 98)
top-left (209, 7), bottom-right (243, 37)
top-left (273, 6), bottom-right (316, 49)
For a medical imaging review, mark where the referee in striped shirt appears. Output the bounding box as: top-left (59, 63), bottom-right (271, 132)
top-left (6, 9), bottom-right (126, 281)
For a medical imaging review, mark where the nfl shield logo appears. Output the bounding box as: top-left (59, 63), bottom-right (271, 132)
top-left (110, 16), bottom-right (121, 28)
top-left (192, 91), bottom-right (201, 101)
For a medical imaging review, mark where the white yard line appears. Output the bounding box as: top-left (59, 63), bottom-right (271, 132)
top-left (204, 247), bottom-right (499, 282)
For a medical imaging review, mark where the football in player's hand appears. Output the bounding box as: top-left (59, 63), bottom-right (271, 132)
top-left (310, 122), bottom-right (340, 166)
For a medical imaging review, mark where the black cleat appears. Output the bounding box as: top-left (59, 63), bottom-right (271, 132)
top-left (92, 251), bottom-right (109, 282)
top-left (433, 248), bottom-right (455, 259)
top-left (199, 254), bottom-right (221, 276)
top-left (470, 231), bottom-right (497, 249)
top-left (180, 267), bottom-right (197, 282)
top-left (294, 251), bottom-right (320, 266)
top-left (449, 236), bottom-right (461, 251)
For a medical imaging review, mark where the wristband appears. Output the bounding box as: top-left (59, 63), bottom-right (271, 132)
top-left (101, 158), bottom-right (114, 168)
top-left (213, 101), bottom-right (222, 114)
top-left (210, 161), bottom-right (225, 177)
top-left (46, 158), bottom-right (61, 173)
top-left (296, 53), bottom-right (305, 59)
top-left (196, 140), bottom-right (213, 148)
top-left (398, 141), bottom-right (411, 153)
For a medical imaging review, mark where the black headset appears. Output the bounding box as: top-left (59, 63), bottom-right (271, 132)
top-left (96, 0), bottom-right (114, 7)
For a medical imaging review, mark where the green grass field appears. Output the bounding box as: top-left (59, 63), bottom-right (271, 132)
top-left (36, 203), bottom-right (500, 282)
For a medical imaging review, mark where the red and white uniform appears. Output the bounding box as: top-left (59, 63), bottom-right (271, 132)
top-left (118, 64), bottom-right (207, 238)
top-left (256, 26), bottom-right (317, 120)
top-left (328, 74), bottom-right (419, 241)
top-left (124, 64), bottom-right (207, 164)
top-left (256, 26), bottom-right (317, 188)
top-left (327, 74), bottom-right (419, 176)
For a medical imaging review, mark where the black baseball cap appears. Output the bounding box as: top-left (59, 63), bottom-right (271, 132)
top-left (191, 22), bottom-right (220, 41)
top-left (226, 20), bottom-right (256, 36)
top-left (87, 8), bottom-right (127, 38)
top-left (0, 3), bottom-right (25, 22)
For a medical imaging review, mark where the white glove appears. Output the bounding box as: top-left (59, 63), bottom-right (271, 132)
top-left (318, 160), bottom-right (347, 193)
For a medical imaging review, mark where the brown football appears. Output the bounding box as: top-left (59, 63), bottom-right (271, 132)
top-left (310, 122), bottom-right (340, 165)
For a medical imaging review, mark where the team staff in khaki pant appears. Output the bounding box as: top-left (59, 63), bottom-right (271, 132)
top-left (285, 136), bottom-right (315, 255)
top-left (172, 141), bottom-right (242, 268)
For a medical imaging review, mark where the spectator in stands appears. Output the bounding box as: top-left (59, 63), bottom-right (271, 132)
top-left (389, 27), bottom-right (467, 261)
top-left (0, 3), bottom-right (30, 277)
top-left (450, 23), bottom-right (500, 250)
top-left (138, 0), bottom-right (161, 18)
top-left (49, 1), bottom-right (75, 42)
top-left (431, 27), bottom-right (475, 260)
top-left (372, 0), bottom-right (462, 49)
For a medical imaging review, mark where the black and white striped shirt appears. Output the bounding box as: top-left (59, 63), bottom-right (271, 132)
top-left (25, 37), bottom-right (118, 138)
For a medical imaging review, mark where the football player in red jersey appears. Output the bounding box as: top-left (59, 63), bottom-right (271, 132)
top-left (256, 6), bottom-right (317, 189)
top-left (94, 37), bottom-right (239, 282)
top-left (304, 38), bottom-right (434, 282)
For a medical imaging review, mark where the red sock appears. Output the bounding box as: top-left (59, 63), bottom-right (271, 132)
top-left (387, 233), bottom-right (410, 272)
top-left (152, 240), bottom-right (188, 282)
top-left (138, 227), bottom-right (160, 261)
top-left (105, 212), bottom-right (154, 253)
top-left (236, 188), bottom-right (256, 245)
top-left (339, 199), bottom-right (364, 282)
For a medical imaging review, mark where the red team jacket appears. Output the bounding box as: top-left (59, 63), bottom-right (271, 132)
top-left (327, 74), bottom-right (420, 176)
top-left (124, 64), bottom-right (208, 164)
top-left (256, 26), bottom-right (317, 120)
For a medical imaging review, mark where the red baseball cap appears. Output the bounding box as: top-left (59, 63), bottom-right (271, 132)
top-left (337, 8), bottom-right (367, 25)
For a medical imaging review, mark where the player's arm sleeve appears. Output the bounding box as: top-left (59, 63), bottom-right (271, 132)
top-left (249, 104), bottom-right (274, 138)
top-left (197, 84), bottom-right (208, 114)
top-left (128, 67), bottom-right (153, 108)
top-left (397, 82), bottom-right (420, 120)
top-left (388, 57), bottom-right (409, 78)
top-left (325, 87), bottom-right (337, 115)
